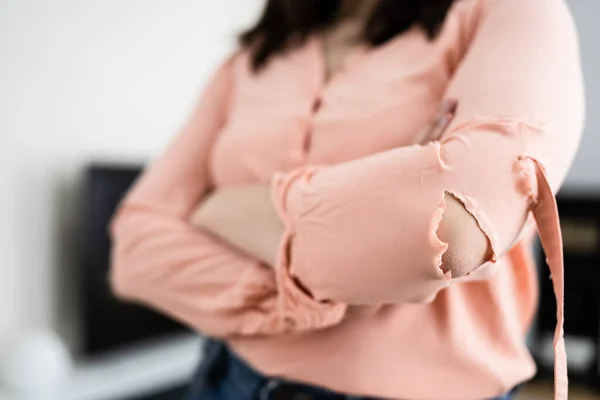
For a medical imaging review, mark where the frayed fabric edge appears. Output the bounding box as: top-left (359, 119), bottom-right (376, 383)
top-left (431, 192), bottom-right (452, 283)
top-left (268, 170), bottom-right (347, 334)
top-left (446, 191), bottom-right (499, 265)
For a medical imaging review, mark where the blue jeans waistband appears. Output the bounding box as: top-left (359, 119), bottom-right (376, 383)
top-left (186, 339), bottom-right (517, 400)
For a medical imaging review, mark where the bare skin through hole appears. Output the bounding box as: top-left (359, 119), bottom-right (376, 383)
top-left (437, 193), bottom-right (493, 278)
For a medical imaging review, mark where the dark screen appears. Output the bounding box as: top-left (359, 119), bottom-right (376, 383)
top-left (81, 164), bottom-right (187, 355)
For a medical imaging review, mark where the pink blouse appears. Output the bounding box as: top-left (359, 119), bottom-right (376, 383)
top-left (109, 0), bottom-right (584, 398)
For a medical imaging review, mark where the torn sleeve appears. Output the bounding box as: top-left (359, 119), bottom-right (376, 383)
top-left (271, 0), bottom-right (583, 313)
top-left (271, 0), bottom-right (582, 397)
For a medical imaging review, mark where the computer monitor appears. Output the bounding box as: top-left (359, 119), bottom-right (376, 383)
top-left (80, 164), bottom-right (188, 355)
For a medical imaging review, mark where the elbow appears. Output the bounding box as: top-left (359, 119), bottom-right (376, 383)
top-left (109, 244), bottom-right (141, 301)
top-left (108, 210), bottom-right (143, 301)
top-left (109, 256), bottom-right (137, 300)
top-left (437, 194), bottom-right (493, 279)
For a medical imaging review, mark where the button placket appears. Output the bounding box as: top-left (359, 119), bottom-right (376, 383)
top-left (289, 93), bottom-right (323, 168)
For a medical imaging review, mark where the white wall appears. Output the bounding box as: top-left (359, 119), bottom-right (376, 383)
top-left (565, 0), bottom-right (600, 187)
top-left (0, 0), bottom-right (262, 350)
top-left (0, 94), bottom-right (17, 348)
top-left (0, 0), bottom-right (598, 352)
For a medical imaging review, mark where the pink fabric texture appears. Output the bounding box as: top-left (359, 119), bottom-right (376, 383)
top-left (110, 0), bottom-right (584, 398)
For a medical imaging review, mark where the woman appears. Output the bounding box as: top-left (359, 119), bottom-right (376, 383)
top-left (110, 0), bottom-right (584, 399)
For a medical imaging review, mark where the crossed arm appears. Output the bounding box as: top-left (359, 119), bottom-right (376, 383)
top-left (189, 100), bottom-right (491, 283)
top-left (110, 0), bottom-right (583, 338)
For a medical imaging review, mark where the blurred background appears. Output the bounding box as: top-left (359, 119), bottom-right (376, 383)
top-left (0, 0), bottom-right (599, 399)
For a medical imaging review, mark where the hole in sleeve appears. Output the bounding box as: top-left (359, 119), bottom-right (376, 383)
top-left (437, 192), bottom-right (494, 278)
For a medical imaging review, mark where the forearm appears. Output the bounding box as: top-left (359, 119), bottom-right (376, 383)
top-left (191, 99), bottom-right (461, 269)
top-left (191, 184), bottom-right (284, 267)
top-left (270, 139), bottom-right (504, 304)
top-left (111, 202), bottom-right (282, 337)
top-left (190, 177), bottom-right (491, 304)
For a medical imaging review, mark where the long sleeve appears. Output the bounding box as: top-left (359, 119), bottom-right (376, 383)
top-left (109, 57), bottom-right (345, 337)
top-left (271, 3), bottom-right (583, 395)
top-left (272, 0), bottom-right (583, 308)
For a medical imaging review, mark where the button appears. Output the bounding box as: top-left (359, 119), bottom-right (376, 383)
top-left (302, 131), bottom-right (312, 152)
top-left (312, 97), bottom-right (322, 112)
top-left (284, 315), bottom-right (297, 328)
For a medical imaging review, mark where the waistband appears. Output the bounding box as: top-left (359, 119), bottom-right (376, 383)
top-left (196, 339), bottom-right (377, 400)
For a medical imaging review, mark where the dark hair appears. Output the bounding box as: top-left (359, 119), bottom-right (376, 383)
top-left (240, 0), bottom-right (456, 71)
